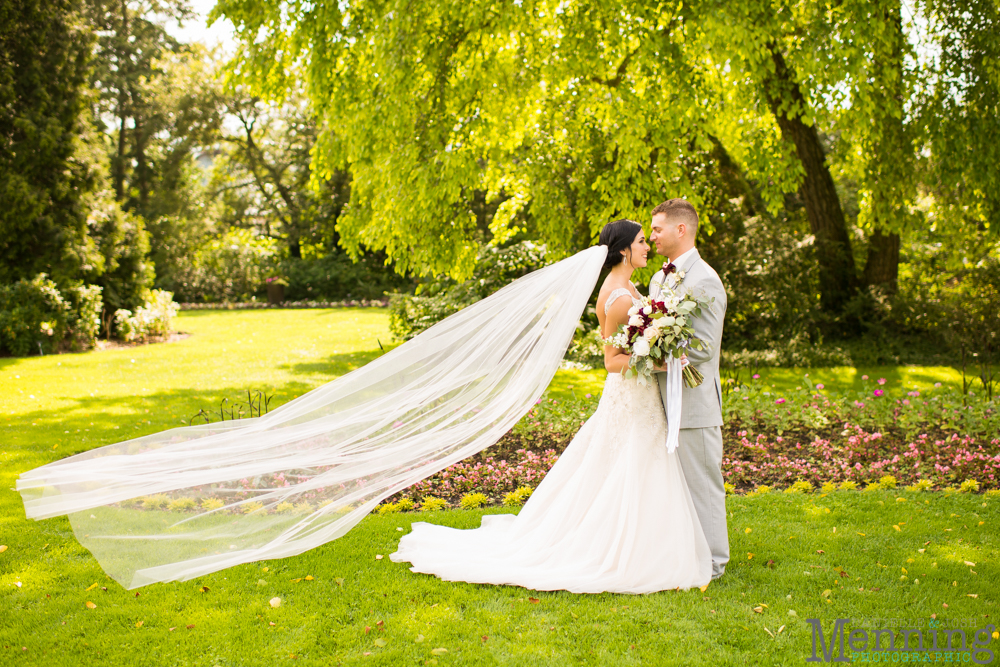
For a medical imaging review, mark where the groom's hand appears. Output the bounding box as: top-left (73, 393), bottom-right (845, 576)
top-left (653, 355), bottom-right (688, 373)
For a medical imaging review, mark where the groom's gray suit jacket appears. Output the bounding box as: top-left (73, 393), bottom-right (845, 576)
top-left (649, 248), bottom-right (726, 428)
top-left (650, 247), bottom-right (730, 578)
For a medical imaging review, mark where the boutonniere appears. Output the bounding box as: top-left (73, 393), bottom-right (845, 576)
top-left (661, 261), bottom-right (686, 290)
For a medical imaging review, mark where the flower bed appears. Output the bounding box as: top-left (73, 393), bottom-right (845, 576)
top-left (382, 376), bottom-right (999, 509)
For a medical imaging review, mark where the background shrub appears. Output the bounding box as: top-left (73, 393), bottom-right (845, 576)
top-left (113, 289), bottom-right (179, 342)
top-left (172, 228), bottom-right (279, 303)
top-left (389, 241), bottom-right (550, 341)
top-left (0, 274), bottom-right (70, 356)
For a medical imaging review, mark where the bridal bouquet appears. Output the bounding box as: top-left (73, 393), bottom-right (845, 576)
top-left (604, 291), bottom-right (711, 388)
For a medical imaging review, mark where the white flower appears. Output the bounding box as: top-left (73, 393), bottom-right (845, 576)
top-left (628, 305), bottom-right (639, 316)
top-left (642, 305), bottom-right (652, 315)
top-left (633, 338), bottom-right (650, 356)
top-left (643, 327), bottom-right (658, 342)
top-left (628, 314), bottom-right (643, 326)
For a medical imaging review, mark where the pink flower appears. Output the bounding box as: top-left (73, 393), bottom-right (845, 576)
top-left (393, 420), bottom-right (404, 428)
top-left (907, 390), bottom-right (920, 397)
top-left (903, 399), bottom-right (910, 406)
top-left (585, 394), bottom-right (592, 399)
top-left (862, 375), bottom-right (869, 380)
top-left (775, 398), bottom-right (786, 405)
top-left (535, 399), bottom-right (542, 404)
top-left (752, 374), bottom-right (760, 379)
top-left (816, 384), bottom-right (825, 390)
top-left (877, 378), bottom-right (887, 385)
top-left (934, 382), bottom-right (942, 388)
top-left (874, 389), bottom-right (884, 397)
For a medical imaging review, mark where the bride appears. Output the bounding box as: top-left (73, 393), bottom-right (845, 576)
top-left (18, 219), bottom-right (710, 592)
top-left (390, 219), bottom-right (713, 593)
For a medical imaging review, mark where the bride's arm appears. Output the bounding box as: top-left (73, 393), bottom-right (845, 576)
top-left (601, 298), bottom-right (634, 374)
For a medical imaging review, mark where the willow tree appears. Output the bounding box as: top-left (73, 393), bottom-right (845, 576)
top-left (214, 0), bottom-right (997, 311)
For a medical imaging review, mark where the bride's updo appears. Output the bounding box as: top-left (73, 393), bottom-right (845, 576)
top-left (599, 219), bottom-right (643, 271)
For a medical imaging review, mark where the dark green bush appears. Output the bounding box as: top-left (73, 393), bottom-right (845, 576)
top-left (389, 241), bottom-right (550, 341)
top-left (0, 275), bottom-right (105, 356)
top-left (281, 250), bottom-right (413, 301)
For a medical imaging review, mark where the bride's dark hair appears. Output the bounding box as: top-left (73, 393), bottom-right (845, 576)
top-left (598, 219), bottom-right (643, 270)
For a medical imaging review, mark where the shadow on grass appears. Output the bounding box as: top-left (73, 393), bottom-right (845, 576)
top-left (279, 348), bottom-right (398, 378)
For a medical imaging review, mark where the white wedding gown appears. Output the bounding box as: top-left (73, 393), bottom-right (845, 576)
top-left (390, 292), bottom-right (713, 594)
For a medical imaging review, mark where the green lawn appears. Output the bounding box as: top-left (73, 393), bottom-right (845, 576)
top-left (2, 309), bottom-right (997, 666)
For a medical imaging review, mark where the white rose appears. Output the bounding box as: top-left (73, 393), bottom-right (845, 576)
top-left (628, 314), bottom-right (643, 326)
top-left (642, 305), bottom-right (652, 315)
top-left (633, 338), bottom-right (650, 356)
top-left (628, 305), bottom-right (639, 316)
top-left (643, 327), bottom-right (658, 341)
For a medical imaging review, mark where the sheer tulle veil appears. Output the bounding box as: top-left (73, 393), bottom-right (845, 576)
top-left (17, 245), bottom-right (609, 589)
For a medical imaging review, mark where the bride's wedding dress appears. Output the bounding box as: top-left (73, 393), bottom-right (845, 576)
top-left (391, 291), bottom-right (713, 594)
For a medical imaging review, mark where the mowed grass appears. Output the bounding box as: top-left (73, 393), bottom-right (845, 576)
top-left (1, 309), bottom-right (998, 666)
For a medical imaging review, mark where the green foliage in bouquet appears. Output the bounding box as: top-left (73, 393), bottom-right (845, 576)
top-left (389, 241), bottom-right (550, 341)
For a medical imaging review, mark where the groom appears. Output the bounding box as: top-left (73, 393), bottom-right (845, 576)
top-left (648, 198), bottom-right (730, 580)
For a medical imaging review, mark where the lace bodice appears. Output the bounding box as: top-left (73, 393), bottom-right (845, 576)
top-left (604, 286), bottom-right (641, 316)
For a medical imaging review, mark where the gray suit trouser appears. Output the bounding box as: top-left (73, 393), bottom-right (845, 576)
top-left (677, 426), bottom-right (729, 578)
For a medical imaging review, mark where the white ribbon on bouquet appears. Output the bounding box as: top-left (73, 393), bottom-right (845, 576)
top-left (662, 356), bottom-right (684, 453)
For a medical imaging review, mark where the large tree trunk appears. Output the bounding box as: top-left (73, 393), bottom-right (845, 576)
top-left (863, 228), bottom-right (900, 290)
top-left (761, 46), bottom-right (858, 314)
top-left (113, 0), bottom-right (129, 202)
top-left (862, 2), bottom-right (908, 293)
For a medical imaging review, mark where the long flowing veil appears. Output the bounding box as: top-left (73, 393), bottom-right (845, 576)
top-left (18, 245), bottom-right (608, 589)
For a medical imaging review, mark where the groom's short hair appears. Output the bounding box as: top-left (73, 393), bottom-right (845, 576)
top-left (652, 198), bottom-right (699, 236)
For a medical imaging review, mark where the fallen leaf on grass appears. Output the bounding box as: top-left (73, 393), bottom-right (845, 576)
top-left (269, 597), bottom-right (281, 608)
top-left (305, 576), bottom-right (314, 581)
top-left (85, 601), bottom-right (97, 609)
top-left (857, 532), bottom-right (865, 537)
top-left (257, 579), bottom-right (267, 586)
top-left (269, 622), bottom-right (276, 627)
top-left (169, 627), bottom-right (176, 632)
top-left (135, 621), bottom-right (143, 628)
top-left (570, 612), bottom-right (578, 619)
top-left (85, 583), bottom-right (100, 591)
top-left (374, 638), bottom-right (387, 647)
top-left (816, 550), bottom-right (825, 554)
top-left (747, 553), bottom-right (754, 560)
top-left (764, 626), bottom-right (774, 636)
top-left (291, 578), bottom-right (302, 583)
top-left (778, 625), bottom-right (786, 634)
top-left (893, 525), bottom-right (901, 532)
top-left (821, 590), bottom-right (832, 598)
top-left (335, 578), bottom-right (344, 587)
top-left (967, 594), bottom-right (978, 598)
top-left (753, 606), bottom-right (764, 614)
top-left (481, 636), bottom-right (488, 642)
top-left (364, 626), bottom-right (371, 634)
top-left (186, 624), bottom-right (195, 630)
top-left (431, 648), bottom-right (448, 656)
top-left (528, 597), bottom-right (539, 604)
top-left (375, 554), bottom-right (383, 560)
top-left (0, 545), bottom-right (7, 553)
top-left (745, 528), bottom-right (751, 534)
top-left (199, 586), bottom-right (209, 593)
top-left (964, 561), bottom-right (976, 567)
top-left (699, 584), bottom-right (709, 593)
top-left (414, 635), bottom-right (424, 643)
top-left (376, 620), bottom-right (384, 629)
